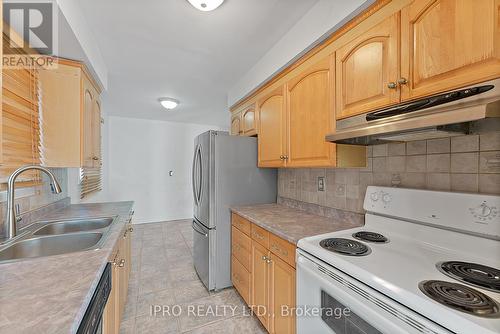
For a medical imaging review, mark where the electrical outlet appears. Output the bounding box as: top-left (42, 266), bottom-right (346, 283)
top-left (318, 177), bottom-right (325, 191)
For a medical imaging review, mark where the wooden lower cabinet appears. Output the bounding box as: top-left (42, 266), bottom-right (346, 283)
top-left (270, 256), bottom-right (296, 334)
top-left (232, 256), bottom-right (251, 305)
top-left (232, 213), bottom-right (296, 334)
top-left (103, 223), bottom-right (133, 334)
top-left (251, 240), bottom-right (271, 330)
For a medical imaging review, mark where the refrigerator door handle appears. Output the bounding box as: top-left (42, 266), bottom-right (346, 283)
top-left (192, 144), bottom-right (200, 205)
top-left (192, 220), bottom-right (208, 237)
top-left (197, 144), bottom-right (204, 205)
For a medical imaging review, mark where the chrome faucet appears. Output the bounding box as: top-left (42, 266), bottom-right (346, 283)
top-left (5, 165), bottom-right (62, 239)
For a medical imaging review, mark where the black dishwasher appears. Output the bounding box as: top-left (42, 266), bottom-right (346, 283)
top-left (77, 263), bottom-right (112, 334)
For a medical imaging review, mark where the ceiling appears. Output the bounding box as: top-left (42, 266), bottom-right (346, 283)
top-left (78, 0), bottom-right (319, 127)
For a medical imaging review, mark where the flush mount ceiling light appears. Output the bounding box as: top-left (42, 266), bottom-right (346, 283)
top-left (187, 0), bottom-right (224, 11)
top-left (159, 98), bottom-right (179, 110)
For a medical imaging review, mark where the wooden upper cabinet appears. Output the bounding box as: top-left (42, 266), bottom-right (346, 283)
top-left (82, 85), bottom-right (94, 168)
top-left (92, 98), bottom-right (102, 168)
top-left (257, 86), bottom-right (286, 168)
top-left (401, 0), bottom-right (500, 101)
top-left (336, 13), bottom-right (400, 119)
top-left (232, 103), bottom-right (257, 137)
top-left (81, 75), bottom-right (102, 168)
top-left (242, 104), bottom-right (257, 136)
top-left (230, 112), bottom-right (241, 136)
top-left (39, 59), bottom-right (102, 168)
top-left (286, 55), bottom-right (336, 167)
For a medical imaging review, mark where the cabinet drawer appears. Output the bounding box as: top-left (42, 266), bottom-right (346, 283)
top-left (270, 234), bottom-right (296, 268)
top-left (251, 224), bottom-right (269, 248)
top-left (232, 213), bottom-right (251, 236)
top-left (232, 256), bottom-right (251, 305)
top-left (232, 226), bottom-right (251, 271)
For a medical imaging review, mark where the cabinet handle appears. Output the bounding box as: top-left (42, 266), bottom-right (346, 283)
top-left (284, 155), bottom-right (289, 160)
top-left (387, 82), bottom-right (397, 89)
top-left (128, 226), bottom-right (134, 232)
top-left (262, 255), bottom-right (268, 261)
top-left (119, 259), bottom-right (125, 267)
top-left (397, 77), bottom-right (408, 86)
top-left (266, 258), bottom-right (272, 264)
top-left (280, 155), bottom-right (284, 160)
top-left (92, 156), bottom-right (99, 161)
top-left (253, 232), bottom-right (264, 240)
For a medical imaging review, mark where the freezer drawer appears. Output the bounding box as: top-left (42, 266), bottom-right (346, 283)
top-left (192, 219), bottom-right (210, 289)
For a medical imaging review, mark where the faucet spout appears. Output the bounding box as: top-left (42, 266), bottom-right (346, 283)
top-left (5, 165), bottom-right (63, 240)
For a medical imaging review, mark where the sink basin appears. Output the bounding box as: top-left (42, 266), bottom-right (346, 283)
top-left (0, 233), bottom-right (103, 261)
top-left (33, 217), bottom-right (114, 235)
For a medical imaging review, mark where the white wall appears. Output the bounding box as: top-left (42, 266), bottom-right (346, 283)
top-left (103, 116), bottom-right (216, 224)
top-left (56, 0), bottom-right (108, 89)
top-left (228, 0), bottom-right (374, 106)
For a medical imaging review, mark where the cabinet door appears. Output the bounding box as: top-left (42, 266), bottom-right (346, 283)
top-left (231, 113), bottom-right (241, 136)
top-left (91, 98), bottom-right (102, 168)
top-left (257, 86), bottom-right (286, 168)
top-left (103, 254), bottom-right (119, 334)
top-left (401, 0), bottom-right (500, 100)
top-left (81, 84), bottom-right (94, 168)
top-left (242, 104), bottom-right (257, 136)
top-left (251, 240), bottom-right (270, 331)
top-left (109, 247), bottom-right (123, 334)
top-left (38, 65), bottom-right (81, 167)
top-left (335, 13), bottom-right (400, 119)
top-left (270, 256), bottom-right (296, 334)
top-left (286, 55), bottom-right (336, 167)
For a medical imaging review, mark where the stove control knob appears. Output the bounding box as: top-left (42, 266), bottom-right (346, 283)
top-left (474, 203), bottom-right (492, 217)
top-left (470, 203), bottom-right (498, 221)
top-left (370, 192), bottom-right (379, 202)
top-left (382, 193), bottom-right (392, 204)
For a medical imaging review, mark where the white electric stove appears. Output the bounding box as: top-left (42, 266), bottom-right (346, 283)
top-left (297, 186), bottom-right (500, 334)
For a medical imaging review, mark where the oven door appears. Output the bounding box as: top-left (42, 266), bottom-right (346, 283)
top-left (296, 250), bottom-right (451, 334)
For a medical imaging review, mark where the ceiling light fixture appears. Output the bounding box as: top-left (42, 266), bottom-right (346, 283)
top-left (187, 0), bottom-right (224, 12)
top-left (159, 98), bottom-right (179, 110)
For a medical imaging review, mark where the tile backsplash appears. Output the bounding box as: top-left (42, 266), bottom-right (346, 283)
top-left (278, 132), bottom-right (500, 214)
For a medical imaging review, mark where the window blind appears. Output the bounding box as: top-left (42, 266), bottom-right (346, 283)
top-left (1, 34), bottom-right (41, 186)
top-left (80, 165), bottom-right (102, 199)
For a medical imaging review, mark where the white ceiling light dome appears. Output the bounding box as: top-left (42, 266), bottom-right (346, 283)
top-left (159, 98), bottom-right (180, 110)
top-left (187, 0), bottom-right (225, 12)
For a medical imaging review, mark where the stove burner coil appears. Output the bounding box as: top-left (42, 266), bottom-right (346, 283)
top-left (419, 280), bottom-right (500, 318)
top-left (352, 231), bottom-right (388, 243)
top-left (438, 261), bottom-right (500, 293)
top-left (319, 238), bottom-right (371, 256)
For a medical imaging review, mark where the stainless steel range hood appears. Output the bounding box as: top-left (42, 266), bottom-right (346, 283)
top-left (326, 80), bottom-right (500, 145)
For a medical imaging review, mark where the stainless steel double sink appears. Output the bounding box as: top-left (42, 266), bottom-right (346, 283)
top-left (0, 217), bottom-right (116, 263)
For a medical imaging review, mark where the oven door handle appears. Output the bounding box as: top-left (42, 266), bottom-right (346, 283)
top-left (296, 253), bottom-right (451, 334)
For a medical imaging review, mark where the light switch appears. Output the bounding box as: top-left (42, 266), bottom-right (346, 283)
top-left (169, 171), bottom-right (174, 176)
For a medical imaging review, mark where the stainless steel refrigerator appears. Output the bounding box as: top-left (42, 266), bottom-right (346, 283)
top-left (192, 130), bottom-right (277, 291)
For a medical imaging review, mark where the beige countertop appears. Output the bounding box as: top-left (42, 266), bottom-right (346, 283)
top-left (231, 203), bottom-right (364, 245)
top-left (0, 201), bottom-right (134, 334)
